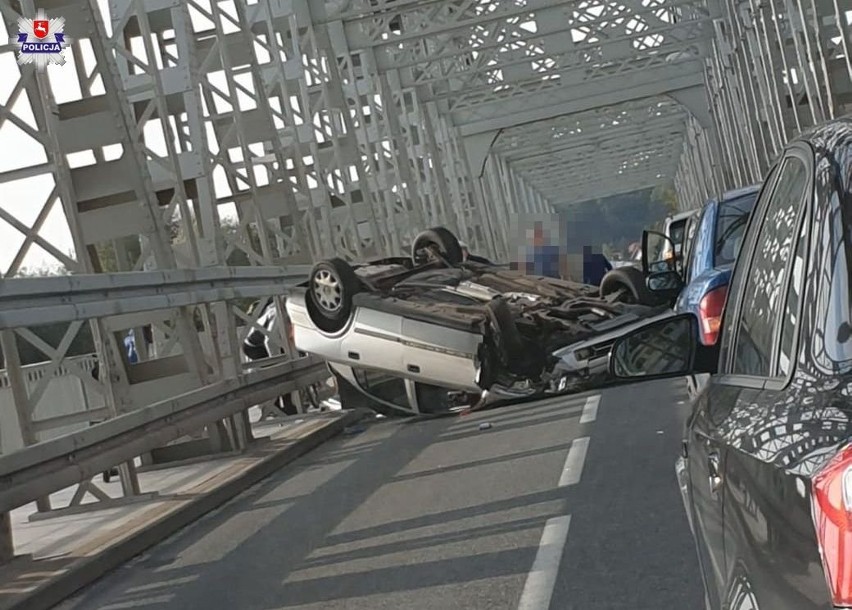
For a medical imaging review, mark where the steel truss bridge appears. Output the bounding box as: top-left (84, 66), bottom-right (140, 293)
top-left (0, 0), bottom-right (850, 562)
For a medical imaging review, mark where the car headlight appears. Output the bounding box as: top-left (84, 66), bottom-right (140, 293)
top-left (574, 347), bottom-right (594, 362)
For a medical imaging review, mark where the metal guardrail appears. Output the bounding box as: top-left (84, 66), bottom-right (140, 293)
top-left (0, 266), bottom-right (311, 328)
top-left (0, 355), bottom-right (329, 513)
top-left (0, 263), bottom-right (327, 518)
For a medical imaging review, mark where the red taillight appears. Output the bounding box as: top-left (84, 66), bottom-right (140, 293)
top-left (812, 445), bottom-right (852, 606)
top-left (698, 285), bottom-right (727, 345)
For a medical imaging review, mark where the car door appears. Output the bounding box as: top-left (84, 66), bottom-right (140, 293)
top-left (687, 380), bottom-right (750, 609)
top-left (692, 150), bottom-right (812, 608)
top-left (719, 146), bottom-right (833, 610)
top-left (684, 161), bottom-right (786, 608)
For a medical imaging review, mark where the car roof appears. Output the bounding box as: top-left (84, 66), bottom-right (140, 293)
top-left (667, 209), bottom-right (697, 223)
top-left (795, 116), bottom-right (852, 146)
top-left (795, 118), bottom-right (852, 179)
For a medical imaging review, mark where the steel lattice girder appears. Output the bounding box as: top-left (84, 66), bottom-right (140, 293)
top-left (512, 144), bottom-right (683, 198)
top-left (322, 0), bottom-right (713, 129)
top-left (520, 149), bottom-right (682, 202)
top-left (491, 97), bottom-right (687, 158)
top-left (318, 0), bottom-right (715, 209)
top-left (490, 97), bottom-right (687, 202)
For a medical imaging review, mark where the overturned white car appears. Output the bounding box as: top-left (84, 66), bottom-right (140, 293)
top-left (278, 227), bottom-right (671, 416)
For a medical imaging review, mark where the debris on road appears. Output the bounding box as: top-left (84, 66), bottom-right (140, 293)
top-left (479, 422), bottom-right (493, 431)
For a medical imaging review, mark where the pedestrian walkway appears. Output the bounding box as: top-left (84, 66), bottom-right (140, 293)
top-left (0, 408), bottom-right (365, 610)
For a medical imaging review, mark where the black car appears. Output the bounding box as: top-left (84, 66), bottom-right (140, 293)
top-left (611, 117), bottom-right (852, 609)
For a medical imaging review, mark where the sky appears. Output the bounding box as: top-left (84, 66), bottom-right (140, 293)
top-left (0, 1), bottom-right (238, 275)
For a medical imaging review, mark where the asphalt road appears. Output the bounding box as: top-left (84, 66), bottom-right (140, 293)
top-left (58, 378), bottom-right (704, 610)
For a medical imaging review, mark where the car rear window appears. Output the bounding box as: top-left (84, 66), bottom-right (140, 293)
top-left (714, 193), bottom-right (759, 266)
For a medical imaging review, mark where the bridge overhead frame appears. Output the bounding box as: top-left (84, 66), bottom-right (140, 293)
top-left (675, 0), bottom-right (852, 210)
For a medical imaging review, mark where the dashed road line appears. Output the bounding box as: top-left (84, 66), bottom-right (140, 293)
top-left (558, 436), bottom-right (590, 488)
top-left (579, 395), bottom-right (600, 424)
top-left (517, 515), bottom-right (573, 610)
top-left (519, 394), bottom-right (599, 608)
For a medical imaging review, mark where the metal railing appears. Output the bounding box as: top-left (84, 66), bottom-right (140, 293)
top-left (0, 355), bottom-right (327, 514)
top-left (0, 265), bottom-right (326, 561)
top-left (0, 266), bottom-right (311, 328)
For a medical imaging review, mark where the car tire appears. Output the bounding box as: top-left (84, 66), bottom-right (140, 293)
top-left (306, 258), bottom-right (361, 333)
top-left (411, 227), bottom-right (464, 265)
top-left (485, 297), bottom-right (546, 377)
top-left (486, 297), bottom-right (526, 357)
top-left (600, 266), bottom-right (657, 305)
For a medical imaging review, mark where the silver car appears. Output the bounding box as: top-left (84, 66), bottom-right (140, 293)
top-left (285, 227), bottom-right (670, 416)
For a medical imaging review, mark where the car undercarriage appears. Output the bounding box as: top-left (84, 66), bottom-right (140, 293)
top-left (289, 230), bottom-right (669, 408)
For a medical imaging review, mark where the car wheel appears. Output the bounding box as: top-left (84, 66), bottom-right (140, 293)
top-left (600, 266), bottom-right (657, 305)
top-left (306, 258), bottom-right (361, 333)
top-left (411, 227), bottom-right (464, 265)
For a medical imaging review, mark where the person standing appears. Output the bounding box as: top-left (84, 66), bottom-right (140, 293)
top-left (581, 245), bottom-right (613, 286)
top-left (526, 221), bottom-right (563, 279)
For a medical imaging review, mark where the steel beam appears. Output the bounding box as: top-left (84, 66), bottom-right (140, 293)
top-left (0, 356), bottom-right (328, 513)
top-left (0, 267), bottom-right (310, 329)
top-left (457, 66), bottom-right (705, 136)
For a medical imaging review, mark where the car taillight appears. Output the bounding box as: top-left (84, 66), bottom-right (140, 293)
top-left (812, 445), bottom-right (852, 606)
top-left (698, 285), bottom-right (727, 345)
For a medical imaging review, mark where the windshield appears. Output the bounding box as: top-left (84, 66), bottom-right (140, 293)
top-left (714, 193), bottom-right (759, 266)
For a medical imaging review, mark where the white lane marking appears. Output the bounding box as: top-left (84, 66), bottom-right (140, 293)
top-left (579, 395), bottom-right (600, 424)
top-left (558, 437), bottom-right (590, 487)
top-left (517, 515), bottom-right (572, 610)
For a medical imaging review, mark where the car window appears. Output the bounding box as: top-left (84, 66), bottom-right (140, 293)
top-left (731, 158), bottom-right (808, 377)
top-left (778, 218), bottom-right (808, 377)
top-left (714, 193), bottom-right (758, 267)
top-left (677, 213), bottom-right (698, 276)
top-left (686, 205), bottom-right (714, 284)
top-left (814, 200), bottom-right (852, 373)
top-left (353, 369), bottom-right (411, 408)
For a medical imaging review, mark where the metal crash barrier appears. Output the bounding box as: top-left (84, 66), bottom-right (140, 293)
top-left (0, 267), bottom-right (328, 561)
top-left (0, 355), bottom-right (328, 514)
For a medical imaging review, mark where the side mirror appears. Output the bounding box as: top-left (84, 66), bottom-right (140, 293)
top-left (646, 269), bottom-right (683, 300)
top-left (642, 230), bottom-right (677, 276)
top-left (609, 314), bottom-right (707, 380)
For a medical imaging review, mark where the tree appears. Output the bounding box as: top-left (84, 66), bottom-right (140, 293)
top-left (651, 182), bottom-right (679, 215)
top-left (220, 216), bottom-right (264, 267)
top-left (561, 187), bottom-right (668, 258)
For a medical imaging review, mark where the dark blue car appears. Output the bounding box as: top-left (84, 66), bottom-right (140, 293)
top-left (674, 185), bottom-right (761, 340)
top-left (673, 184), bottom-right (760, 395)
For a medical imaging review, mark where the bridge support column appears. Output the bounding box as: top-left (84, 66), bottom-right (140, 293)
top-left (0, 330), bottom-right (50, 513)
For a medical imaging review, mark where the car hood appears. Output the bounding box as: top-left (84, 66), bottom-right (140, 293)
top-left (674, 264), bottom-right (733, 313)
